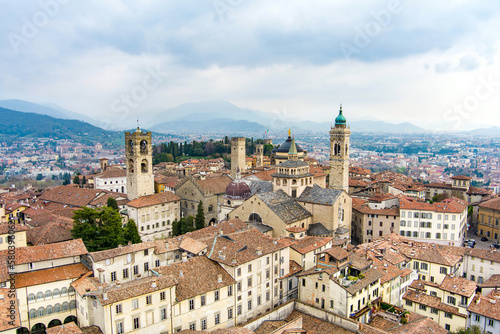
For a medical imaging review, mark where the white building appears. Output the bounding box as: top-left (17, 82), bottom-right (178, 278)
top-left (399, 196), bottom-right (468, 247)
top-left (460, 248), bottom-right (500, 284)
top-left (468, 290), bottom-right (500, 334)
top-left (94, 169), bottom-right (127, 194)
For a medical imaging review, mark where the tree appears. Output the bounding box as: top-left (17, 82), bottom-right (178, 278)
top-left (73, 174), bottom-right (80, 184)
top-left (107, 197), bottom-right (119, 211)
top-left (183, 216), bottom-right (195, 234)
top-left (82, 176), bottom-right (87, 185)
top-left (72, 207), bottom-right (125, 252)
top-left (449, 326), bottom-right (482, 334)
top-left (123, 219), bottom-right (142, 244)
top-left (36, 173), bottom-right (43, 180)
top-left (172, 219), bottom-right (181, 237)
top-left (195, 201), bottom-right (205, 230)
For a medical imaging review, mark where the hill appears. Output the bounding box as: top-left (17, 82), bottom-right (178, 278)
top-left (0, 107), bottom-right (122, 146)
top-left (151, 118), bottom-right (265, 134)
top-left (468, 126), bottom-right (500, 137)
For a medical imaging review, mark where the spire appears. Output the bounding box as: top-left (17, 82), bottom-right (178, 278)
top-left (335, 103), bottom-right (347, 125)
top-left (288, 137), bottom-right (298, 160)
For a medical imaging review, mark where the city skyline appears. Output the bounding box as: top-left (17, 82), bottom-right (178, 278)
top-left (0, 1), bottom-right (499, 131)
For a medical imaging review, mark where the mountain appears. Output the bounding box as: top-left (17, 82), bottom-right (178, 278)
top-left (0, 107), bottom-right (121, 146)
top-left (468, 126), bottom-right (500, 137)
top-left (0, 99), bottom-right (100, 126)
top-left (151, 118), bottom-right (265, 134)
top-left (146, 100), bottom-right (425, 134)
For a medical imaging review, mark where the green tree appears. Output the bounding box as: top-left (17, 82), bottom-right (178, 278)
top-left (449, 325), bottom-right (482, 334)
top-left (183, 216), bottom-right (195, 234)
top-left (171, 219), bottom-right (181, 237)
top-left (195, 201), bottom-right (205, 230)
top-left (73, 174), bottom-right (80, 184)
top-left (82, 176), bottom-right (87, 185)
top-left (36, 173), bottom-right (43, 180)
top-left (107, 197), bottom-right (119, 211)
top-left (123, 219), bottom-right (142, 244)
top-left (72, 207), bottom-right (125, 251)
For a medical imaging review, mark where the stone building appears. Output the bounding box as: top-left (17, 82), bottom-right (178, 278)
top-left (231, 137), bottom-right (246, 179)
top-left (125, 128), bottom-right (154, 200)
top-left (351, 197), bottom-right (400, 244)
top-left (270, 130), bottom-right (306, 165)
top-left (477, 196), bottom-right (500, 241)
top-left (329, 105), bottom-right (350, 192)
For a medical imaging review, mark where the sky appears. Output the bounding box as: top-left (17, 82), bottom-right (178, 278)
top-left (0, 0), bottom-right (499, 131)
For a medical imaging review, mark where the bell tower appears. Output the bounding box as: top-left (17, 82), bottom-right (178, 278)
top-left (231, 137), bottom-right (246, 179)
top-left (125, 127), bottom-right (154, 200)
top-left (329, 104), bottom-right (350, 191)
top-left (255, 144), bottom-right (264, 167)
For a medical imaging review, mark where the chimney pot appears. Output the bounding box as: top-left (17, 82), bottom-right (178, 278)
top-left (217, 274), bottom-right (222, 283)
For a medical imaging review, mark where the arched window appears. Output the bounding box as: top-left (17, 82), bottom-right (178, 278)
top-left (28, 293), bottom-right (35, 301)
top-left (141, 159), bottom-right (148, 173)
top-left (289, 233), bottom-right (294, 238)
top-left (191, 204), bottom-right (194, 210)
top-left (128, 140), bottom-right (134, 153)
top-left (249, 213), bottom-right (262, 223)
top-left (45, 290), bottom-right (52, 299)
top-left (292, 179), bottom-right (297, 185)
top-left (69, 286), bottom-right (75, 295)
top-left (36, 292), bottom-right (44, 302)
top-left (276, 179), bottom-right (281, 186)
top-left (208, 204), bottom-right (213, 212)
top-left (129, 159), bottom-right (134, 173)
top-left (283, 179), bottom-right (288, 185)
top-left (62, 302), bottom-right (69, 312)
top-left (53, 289), bottom-right (60, 298)
top-left (46, 305), bottom-right (54, 315)
top-left (29, 309), bottom-right (37, 319)
top-left (37, 307), bottom-right (45, 317)
top-left (301, 179), bottom-right (304, 186)
top-left (69, 300), bottom-right (76, 310)
top-left (54, 304), bottom-right (62, 313)
top-left (140, 140), bottom-right (148, 154)
top-left (61, 287), bottom-right (68, 297)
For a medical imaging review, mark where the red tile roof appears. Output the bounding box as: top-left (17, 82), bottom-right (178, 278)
top-left (126, 191), bottom-right (180, 208)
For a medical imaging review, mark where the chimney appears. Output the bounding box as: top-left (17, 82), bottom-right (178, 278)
top-left (231, 258), bottom-right (237, 265)
top-left (217, 274), bottom-right (222, 283)
top-left (256, 247), bottom-right (262, 256)
top-left (128, 241), bottom-right (132, 246)
top-left (151, 279), bottom-right (157, 288)
top-left (218, 251), bottom-right (226, 260)
top-left (179, 270), bottom-right (184, 277)
top-left (273, 240), bottom-right (278, 245)
top-left (118, 244), bottom-right (122, 248)
top-left (182, 252), bottom-right (187, 262)
top-left (103, 291), bottom-right (108, 301)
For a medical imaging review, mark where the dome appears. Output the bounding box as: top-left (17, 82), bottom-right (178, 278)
top-left (335, 105), bottom-right (346, 125)
top-left (272, 133), bottom-right (304, 154)
top-left (225, 180), bottom-right (251, 199)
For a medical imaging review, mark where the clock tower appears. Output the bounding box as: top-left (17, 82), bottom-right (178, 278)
top-left (125, 127), bottom-right (154, 200)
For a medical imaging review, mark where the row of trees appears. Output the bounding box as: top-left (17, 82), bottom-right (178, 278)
top-left (71, 197), bottom-right (141, 252)
top-left (152, 138), bottom-right (274, 165)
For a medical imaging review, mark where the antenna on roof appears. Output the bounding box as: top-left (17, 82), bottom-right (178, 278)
top-left (137, 118), bottom-right (140, 129)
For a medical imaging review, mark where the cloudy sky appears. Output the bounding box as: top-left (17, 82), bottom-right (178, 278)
top-left (1, 1), bottom-right (499, 131)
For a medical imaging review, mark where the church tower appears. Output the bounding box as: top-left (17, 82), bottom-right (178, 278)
top-left (255, 144), bottom-right (264, 167)
top-left (231, 137), bottom-right (246, 179)
top-left (329, 105), bottom-right (350, 191)
top-left (125, 127), bottom-right (154, 200)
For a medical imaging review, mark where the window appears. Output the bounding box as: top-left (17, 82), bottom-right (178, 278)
top-left (475, 315), bottom-right (481, 322)
top-left (144, 249), bottom-right (149, 256)
top-left (248, 300), bottom-right (252, 310)
top-left (431, 308), bottom-right (438, 314)
top-left (237, 268), bottom-right (241, 276)
top-left (133, 317), bottom-right (140, 330)
top-left (440, 267), bottom-right (448, 274)
top-left (237, 281), bottom-right (242, 292)
top-left (146, 295), bottom-right (152, 305)
top-left (248, 264), bottom-right (252, 272)
top-left (237, 304), bottom-right (242, 315)
top-left (111, 272), bottom-right (117, 282)
top-left (248, 277), bottom-right (252, 287)
top-left (201, 319), bottom-right (207, 330)
top-left (144, 262), bottom-right (149, 271)
top-left (201, 295), bottom-right (206, 306)
top-left (160, 291), bottom-right (166, 300)
top-left (132, 299), bottom-right (139, 309)
top-left (228, 285), bottom-right (233, 297)
top-left (488, 319), bottom-right (494, 327)
top-left (161, 307), bottom-right (167, 321)
top-left (215, 290), bottom-right (219, 301)
top-left (420, 263), bottom-right (428, 271)
top-left (189, 323), bottom-right (196, 330)
top-left (444, 312), bottom-right (453, 319)
top-left (133, 265), bottom-right (139, 275)
top-left (123, 268), bottom-right (129, 279)
top-left (447, 296), bottom-right (456, 305)
top-left (419, 304), bottom-right (427, 311)
top-left (228, 308), bottom-right (233, 319)
top-left (266, 291), bottom-right (270, 301)
top-left (215, 313), bottom-right (220, 325)
top-left (406, 300), bottom-right (413, 306)
top-left (155, 260), bottom-right (160, 267)
top-left (189, 299), bottom-right (195, 310)
top-left (116, 304), bottom-right (122, 314)
top-left (117, 322), bottom-right (124, 334)
top-left (445, 324), bottom-right (450, 331)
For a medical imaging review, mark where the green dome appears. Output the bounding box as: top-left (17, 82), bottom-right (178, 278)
top-left (335, 105), bottom-right (346, 125)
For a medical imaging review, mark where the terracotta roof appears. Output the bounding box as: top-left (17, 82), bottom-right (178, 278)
top-left (467, 186), bottom-right (493, 195)
top-left (479, 274), bottom-right (500, 288)
top-left (196, 175), bottom-right (233, 194)
top-left (403, 290), bottom-right (465, 317)
top-left (439, 275), bottom-right (477, 297)
top-left (467, 291), bottom-right (500, 321)
top-left (0, 223), bottom-right (28, 234)
top-left (14, 263), bottom-right (90, 288)
top-left (39, 185), bottom-right (106, 207)
top-left (126, 191), bottom-right (180, 208)
top-left (95, 169), bottom-right (126, 179)
top-left (463, 248), bottom-right (500, 263)
top-left (250, 169), bottom-right (275, 182)
top-left (451, 175), bottom-right (471, 180)
top-left (183, 218), bottom-right (249, 242)
top-left (0, 289), bottom-right (20, 331)
top-left (479, 196), bottom-right (500, 211)
top-left (352, 198), bottom-right (400, 216)
top-left (90, 241), bottom-right (156, 262)
top-left (369, 313), bottom-right (446, 334)
top-left (26, 223), bottom-right (73, 246)
top-left (156, 256), bottom-right (235, 301)
top-left (399, 196), bottom-right (467, 214)
top-left (281, 260), bottom-right (304, 279)
top-left (0, 239), bottom-right (88, 265)
top-left (320, 246), bottom-right (349, 261)
top-left (290, 236), bottom-right (332, 255)
top-left (286, 226), bottom-right (307, 233)
top-left (285, 310), bottom-right (355, 334)
top-left (343, 268), bottom-right (385, 295)
top-left (46, 321), bottom-right (83, 334)
top-left (179, 236), bottom-right (207, 255)
top-left (206, 229), bottom-right (285, 266)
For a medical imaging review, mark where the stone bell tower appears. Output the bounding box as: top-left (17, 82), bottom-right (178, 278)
top-left (255, 144), bottom-right (264, 167)
top-left (125, 127), bottom-right (154, 200)
top-left (231, 137), bottom-right (246, 179)
top-left (329, 104), bottom-right (350, 191)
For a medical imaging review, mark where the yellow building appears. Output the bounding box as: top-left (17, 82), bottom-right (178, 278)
top-left (477, 196), bottom-right (500, 241)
